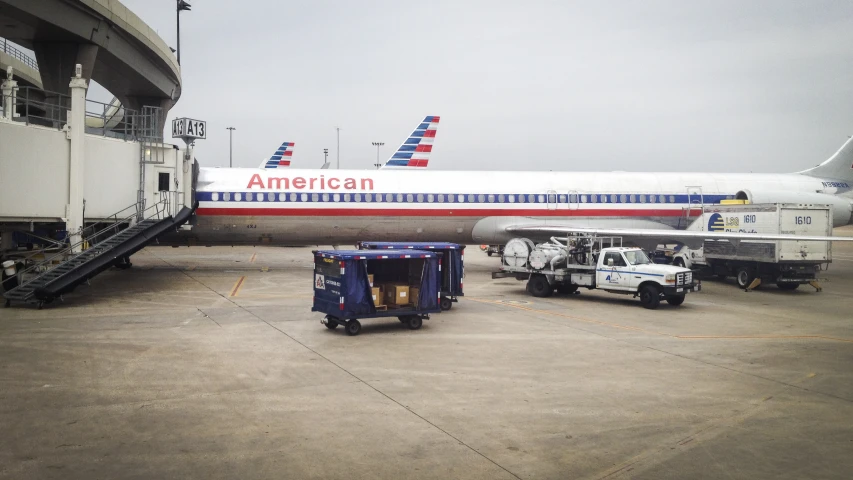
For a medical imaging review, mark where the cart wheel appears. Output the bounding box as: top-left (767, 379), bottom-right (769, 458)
top-left (440, 297), bottom-right (453, 311)
top-left (397, 316), bottom-right (407, 323)
top-left (406, 315), bottom-right (423, 330)
top-left (324, 317), bottom-right (339, 329)
top-left (345, 320), bottom-right (361, 336)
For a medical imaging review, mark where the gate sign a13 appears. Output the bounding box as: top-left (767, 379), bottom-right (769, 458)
top-left (171, 117), bottom-right (206, 141)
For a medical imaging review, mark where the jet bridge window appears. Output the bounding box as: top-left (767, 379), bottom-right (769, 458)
top-left (603, 252), bottom-right (627, 267)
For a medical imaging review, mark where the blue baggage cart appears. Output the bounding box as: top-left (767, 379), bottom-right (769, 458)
top-left (312, 249), bottom-right (442, 336)
top-left (357, 241), bottom-right (465, 311)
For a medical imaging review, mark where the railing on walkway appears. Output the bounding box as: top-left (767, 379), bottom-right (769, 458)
top-left (1, 38), bottom-right (39, 71)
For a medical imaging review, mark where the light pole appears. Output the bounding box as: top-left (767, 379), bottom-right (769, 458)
top-left (335, 126), bottom-right (341, 169)
top-left (371, 142), bottom-right (384, 169)
top-left (323, 148), bottom-right (329, 167)
top-left (176, 1), bottom-right (191, 65)
top-left (226, 126), bottom-right (235, 167)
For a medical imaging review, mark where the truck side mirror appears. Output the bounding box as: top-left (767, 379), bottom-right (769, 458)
top-left (607, 258), bottom-right (614, 266)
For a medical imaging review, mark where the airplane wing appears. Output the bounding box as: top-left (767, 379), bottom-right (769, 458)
top-left (382, 116), bottom-right (439, 168)
top-left (260, 141), bottom-right (295, 169)
top-left (506, 225), bottom-right (853, 243)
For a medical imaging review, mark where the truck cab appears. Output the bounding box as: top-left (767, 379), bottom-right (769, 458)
top-left (596, 247), bottom-right (699, 308)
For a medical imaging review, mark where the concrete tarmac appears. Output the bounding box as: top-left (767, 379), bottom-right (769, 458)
top-left (2, 231), bottom-right (853, 479)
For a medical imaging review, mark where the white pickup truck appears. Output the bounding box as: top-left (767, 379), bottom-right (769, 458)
top-left (493, 237), bottom-right (700, 309)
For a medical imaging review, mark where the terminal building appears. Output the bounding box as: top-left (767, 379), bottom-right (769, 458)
top-left (0, 0), bottom-right (197, 307)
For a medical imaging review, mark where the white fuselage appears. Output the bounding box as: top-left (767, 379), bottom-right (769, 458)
top-left (178, 168), bottom-right (853, 246)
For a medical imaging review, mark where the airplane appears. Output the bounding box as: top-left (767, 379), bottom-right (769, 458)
top-left (381, 116), bottom-right (440, 168)
top-left (172, 130), bottom-right (853, 247)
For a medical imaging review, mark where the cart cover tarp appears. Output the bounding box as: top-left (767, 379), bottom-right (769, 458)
top-left (357, 242), bottom-right (464, 296)
top-left (314, 249), bottom-right (440, 317)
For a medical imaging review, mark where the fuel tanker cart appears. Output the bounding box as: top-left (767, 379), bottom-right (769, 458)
top-left (312, 249), bottom-right (442, 336)
top-left (492, 236), bottom-right (700, 309)
top-left (358, 241), bottom-right (464, 310)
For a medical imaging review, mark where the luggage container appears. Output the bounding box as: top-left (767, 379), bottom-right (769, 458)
top-left (358, 241), bottom-right (464, 310)
top-left (312, 249), bottom-right (442, 336)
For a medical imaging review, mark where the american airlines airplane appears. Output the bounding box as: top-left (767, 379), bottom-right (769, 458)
top-left (172, 122), bottom-right (853, 247)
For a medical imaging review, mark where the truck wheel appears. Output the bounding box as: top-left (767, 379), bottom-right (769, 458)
top-left (406, 315), bottom-right (423, 330)
top-left (556, 284), bottom-right (578, 295)
top-left (528, 275), bottom-right (553, 298)
top-left (736, 268), bottom-right (756, 289)
top-left (673, 258), bottom-right (685, 268)
top-left (345, 320), bottom-right (361, 336)
top-left (777, 283), bottom-right (799, 291)
top-left (639, 285), bottom-right (661, 309)
top-left (666, 295), bottom-right (685, 306)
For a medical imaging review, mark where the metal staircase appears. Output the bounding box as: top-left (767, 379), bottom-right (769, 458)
top-left (3, 197), bottom-right (195, 308)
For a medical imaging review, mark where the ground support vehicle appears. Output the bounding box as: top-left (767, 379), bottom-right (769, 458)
top-left (492, 236), bottom-right (700, 309)
top-left (666, 203), bottom-right (831, 291)
top-left (312, 249), bottom-right (442, 336)
top-left (480, 245), bottom-right (504, 257)
top-left (358, 241), bottom-right (464, 310)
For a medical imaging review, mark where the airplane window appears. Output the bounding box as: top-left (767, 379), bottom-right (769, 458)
top-left (301, 193), bottom-right (308, 202)
top-left (457, 194), bottom-right (464, 203)
top-left (508, 194), bottom-right (515, 203)
top-left (427, 194), bottom-right (434, 203)
top-left (417, 193), bottom-right (424, 202)
top-left (649, 194), bottom-right (656, 203)
top-left (437, 194), bottom-right (444, 203)
top-left (353, 193), bottom-right (361, 202)
top-left (568, 193), bottom-right (577, 203)
top-left (659, 195), bottom-right (665, 203)
top-left (639, 194), bottom-right (645, 203)
top-left (478, 194), bottom-right (485, 203)
top-left (344, 193), bottom-right (351, 202)
top-left (538, 194), bottom-right (545, 203)
top-left (468, 194), bottom-right (475, 203)
top-left (224, 192), bottom-right (231, 201)
top-left (405, 194), bottom-right (412, 202)
top-left (498, 194), bottom-right (504, 203)
top-left (289, 193), bottom-right (296, 202)
top-left (395, 193), bottom-right (402, 202)
top-left (310, 193), bottom-right (318, 202)
top-left (518, 194), bottom-right (526, 203)
top-left (669, 195), bottom-right (675, 203)
top-left (211, 192), bottom-right (219, 201)
top-left (581, 195), bottom-right (587, 203)
top-left (620, 194), bottom-right (627, 203)
top-left (367, 193), bottom-right (374, 202)
top-left (235, 193), bottom-right (242, 202)
top-left (333, 193), bottom-right (340, 202)
top-left (630, 194), bottom-right (636, 203)
top-left (610, 194), bottom-right (617, 203)
top-left (322, 193), bottom-right (329, 202)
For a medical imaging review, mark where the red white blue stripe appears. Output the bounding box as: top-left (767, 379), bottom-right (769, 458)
top-left (263, 142), bottom-right (295, 168)
top-left (384, 116), bottom-right (439, 168)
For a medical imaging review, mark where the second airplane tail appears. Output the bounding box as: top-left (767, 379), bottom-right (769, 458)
top-left (260, 142), bottom-right (295, 169)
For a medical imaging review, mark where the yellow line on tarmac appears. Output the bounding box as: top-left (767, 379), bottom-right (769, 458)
top-left (467, 297), bottom-right (853, 344)
top-left (229, 276), bottom-right (246, 297)
top-left (249, 253), bottom-right (257, 263)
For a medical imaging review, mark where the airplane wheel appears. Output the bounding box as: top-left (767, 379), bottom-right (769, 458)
top-left (639, 285), bottom-right (661, 309)
top-left (345, 320), bottom-right (361, 336)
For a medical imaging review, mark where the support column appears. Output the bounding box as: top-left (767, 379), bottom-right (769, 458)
top-left (1, 67), bottom-right (17, 119)
top-left (32, 43), bottom-right (98, 123)
top-left (67, 65), bottom-right (88, 253)
top-left (183, 144), bottom-right (193, 210)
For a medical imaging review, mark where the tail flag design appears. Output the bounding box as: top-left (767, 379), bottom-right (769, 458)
top-left (383, 116), bottom-right (439, 168)
top-left (260, 142), bottom-right (295, 169)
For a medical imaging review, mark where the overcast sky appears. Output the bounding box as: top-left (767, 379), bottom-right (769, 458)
top-left (93, 0), bottom-right (853, 172)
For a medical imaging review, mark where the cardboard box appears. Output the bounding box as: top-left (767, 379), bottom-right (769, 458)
top-left (384, 284), bottom-right (409, 305)
top-left (367, 274), bottom-right (374, 287)
top-left (409, 287), bottom-right (420, 305)
top-left (371, 287), bottom-right (381, 304)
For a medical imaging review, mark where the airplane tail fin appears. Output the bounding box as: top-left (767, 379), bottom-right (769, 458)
top-left (800, 135), bottom-right (853, 182)
top-left (260, 142), bottom-right (295, 169)
top-left (382, 116), bottom-right (439, 168)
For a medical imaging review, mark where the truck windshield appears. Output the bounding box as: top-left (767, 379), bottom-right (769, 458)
top-left (624, 250), bottom-right (651, 265)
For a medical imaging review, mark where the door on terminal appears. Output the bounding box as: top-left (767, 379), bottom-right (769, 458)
top-left (158, 172), bottom-right (170, 191)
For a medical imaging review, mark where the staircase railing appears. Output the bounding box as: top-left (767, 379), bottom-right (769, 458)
top-left (8, 196), bottom-right (177, 293)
